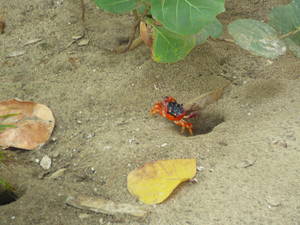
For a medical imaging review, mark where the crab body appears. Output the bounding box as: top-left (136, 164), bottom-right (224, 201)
top-left (151, 96), bottom-right (195, 135)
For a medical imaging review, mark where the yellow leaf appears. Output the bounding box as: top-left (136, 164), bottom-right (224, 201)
top-left (127, 159), bottom-right (196, 204)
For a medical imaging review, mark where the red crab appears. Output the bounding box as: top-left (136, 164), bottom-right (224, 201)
top-left (150, 96), bottom-right (197, 135)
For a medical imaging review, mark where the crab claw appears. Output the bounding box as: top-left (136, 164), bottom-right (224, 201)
top-left (150, 102), bottom-right (163, 115)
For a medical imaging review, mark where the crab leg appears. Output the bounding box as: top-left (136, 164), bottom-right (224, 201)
top-left (174, 120), bottom-right (193, 135)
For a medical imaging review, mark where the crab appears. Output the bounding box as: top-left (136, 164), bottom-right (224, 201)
top-left (150, 96), bottom-right (197, 135)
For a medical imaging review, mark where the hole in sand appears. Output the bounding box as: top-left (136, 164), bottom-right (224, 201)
top-left (0, 174), bottom-right (24, 206)
top-left (191, 113), bottom-right (225, 135)
top-left (0, 186), bottom-right (19, 206)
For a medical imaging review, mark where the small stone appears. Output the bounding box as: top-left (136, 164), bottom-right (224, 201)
top-left (50, 151), bottom-right (60, 158)
top-left (266, 196), bottom-right (281, 207)
top-left (236, 158), bottom-right (256, 168)
top-left (85, 133), bottom-right (95, 139)
top-left (272, 140), bottom-right (287, 148)
top-left (161, 143), bottom-right (168, 147)
top-left (128, 138), bottom-right (135, 144)
top-left (196, 166), bottom-right (205, 171)
top-left (78, 213), bottom-right (90, 220)
top-left (99, 218), bottom-right (104, 224)
top-left (218, 141), bottom-right (228, 146)
top-left (40, 155), bottom-right (52, 170)
top-left (190, 178), bottom-right (198, 183)
top-left (72, 34), bottom-right (84, 40)
top-left (103, 146), bottom-right (112, 150)
top-left (78, 39), bottom-right (89, 46)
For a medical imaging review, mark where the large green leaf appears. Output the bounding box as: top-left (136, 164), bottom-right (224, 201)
top-left (151, 0), bottom-right (225, 35)
top-left (268, 0), bottom-right (300, 57)
top-left (151, 25), bottom-right (196, 63)
top-left (94, 0), bottom-right (138, 14)
top-left (195, 18), bottom-right (223, 45)
top-left (228, 19), bottom-right (286, 59)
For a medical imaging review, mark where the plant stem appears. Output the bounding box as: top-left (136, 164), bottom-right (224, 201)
top-left (278, 26), bottom-right (300, 40)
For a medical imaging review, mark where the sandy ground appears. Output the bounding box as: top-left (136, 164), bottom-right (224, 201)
top-left (0, 0), bottom-right (300, 224)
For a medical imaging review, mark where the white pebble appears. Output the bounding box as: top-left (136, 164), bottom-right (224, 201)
top-left (161, 143), bottom-right (168, 147)
top-left (40, 155), bottom-right (52, 170)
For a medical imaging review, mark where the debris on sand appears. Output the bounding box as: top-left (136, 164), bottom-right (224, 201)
top-left (66, 195), bottom-right (148, 217)
top-left (0, 16), bottom-right (5, 34)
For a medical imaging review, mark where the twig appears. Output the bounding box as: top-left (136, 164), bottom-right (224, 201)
top-left (114, 8), bottom-right (150, 53)
top-left (278, 26), bottom-right (300, 40)
top-left (212, 37), bottom-right (235, 43)
top-left (80, 0), bottom-right (85, 22)
top-left (114, 11), bottom-right (140, 53)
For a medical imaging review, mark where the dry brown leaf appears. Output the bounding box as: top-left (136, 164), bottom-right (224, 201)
top-left (183, 84), bottom-right (230, 113)
top-left (140, 21), bottom-right (152, 48)
top-left (0, 99), bottom-right (55, 150)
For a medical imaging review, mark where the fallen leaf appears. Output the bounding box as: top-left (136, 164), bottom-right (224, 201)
top-left (183, 84), bottom-right (230, 113)
top-left (127, 159), bottom-right (197, 204)
top-left (66, 195), bottom-right (148, 217)
top-left (140, 21), bottom-right (152, 48)
top-left (0, 99), bottom-right (55, 150)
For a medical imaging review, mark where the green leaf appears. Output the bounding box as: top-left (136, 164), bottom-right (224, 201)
top-left (228, 19), bottom-right (286, 59)
top-left (195, 18), bottom-right (223, 45)
top-left (151, 0), bottom-right (225, 35)
top-left (94, 0), bottom-right (138, 14)
top-left (268, 0), bottom-right (300, 57)
top-left (151, 25), bottom-right (196, 63)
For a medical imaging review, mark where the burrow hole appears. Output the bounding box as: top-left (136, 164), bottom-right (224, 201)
top-left (188, 113), bottom-right (225, 136)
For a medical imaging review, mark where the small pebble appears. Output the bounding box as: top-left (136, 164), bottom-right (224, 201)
top-left (99, 218), bottom-right (104, 224)
top-left (272, 140), bottom-right (287, 148)
top-left (40, 155), bottom-right (52, 170)
top-left (78, 39), bottom-right (89, 46)
top-left (197, 166), bottom-right (205, 171)
top-left (236, 158), bottom-right (256, 168)
top-left (78, 213), bottom-right (90, 220)
top-left (103, 146), bottom-right (112, 150)
top-left (161, 143), bottom-right (168, 147)
top-left (128, 138), bottom-right (135, 144)
top-left (50, 151), bottom-right (60, 158)
top-left (266, 196), bottom-right (281, 207)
